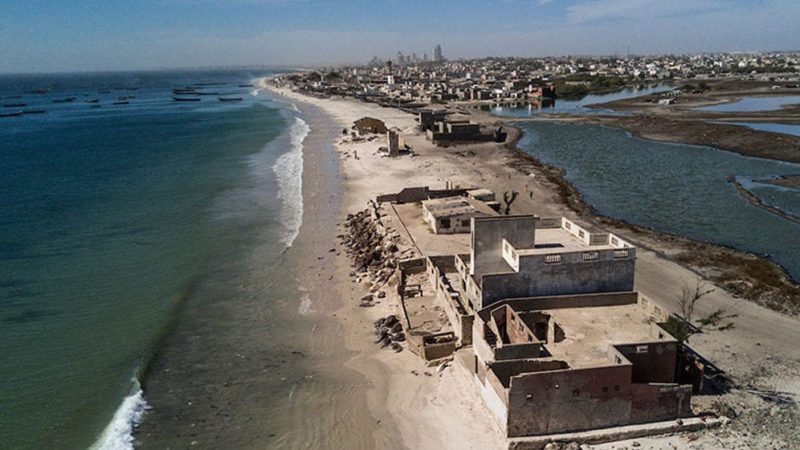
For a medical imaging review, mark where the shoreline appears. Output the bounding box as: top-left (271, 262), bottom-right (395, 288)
top-left (134, 92), bottom-right (384, 449)
top-left (262, 79), bottom-right (800, 449)
top-left (263, 81), bottom-right (508, 449)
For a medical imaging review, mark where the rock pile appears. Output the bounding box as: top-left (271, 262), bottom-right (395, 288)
top-left (339, 208), bottom-right (402, 293)
top-left (374, 315), bottom-right (404, 352)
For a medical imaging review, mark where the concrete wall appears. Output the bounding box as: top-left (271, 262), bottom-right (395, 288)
top-left (476, 291), bottom-right (639, 323)
top-left (507, 365), bottom-right (633, 437)
top-left (495, 343), bottom-right (546, 361)
top-left (480, 257), bottom-right (636, 309)
top-left (471, 216), bottom-right (537, 281)
top-left (614, 342), bottom-right (678, 384)
top-left (426, 256), bottom-right (473, 345)
top-left (490, 360), bottom-right (570, 388)
top-left (631, 384), bottom-right (692, 423)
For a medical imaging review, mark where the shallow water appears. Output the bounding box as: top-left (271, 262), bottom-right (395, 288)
top-left (488, 84), bottom-right (670, 117)
top-left (723, 122), bottom-right (800, 138)
top-left (516, 121), bottom-right (800, 280)
top-left (697, 96), bottom-right (800, 112)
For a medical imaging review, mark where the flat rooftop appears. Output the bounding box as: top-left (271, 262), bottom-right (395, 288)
top-left (515, 227), bottom-right (614, 255)
top-left (538, 303), bottom-right (672, 368)
top-left (422, 196), bottom-right (497, 219)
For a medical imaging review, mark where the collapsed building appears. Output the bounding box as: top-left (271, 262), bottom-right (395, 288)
top-left (393, 213), bottom-right (696, 440)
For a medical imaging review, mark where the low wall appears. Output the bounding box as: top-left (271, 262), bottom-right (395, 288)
top-left (631, 383), bottom-right (692, 423)
top-left (507, 364), bottom-right (633, 437)
top-left (375, 186), bottom-right (472, 204)
top-left (495, 343), bottom-right (546, 361)
top-left (477, 292), bottom-right (639, 322)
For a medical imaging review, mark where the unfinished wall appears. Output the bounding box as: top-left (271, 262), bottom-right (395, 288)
top-left (507, 365), bottom-right (633, 437)
top-left (489, 359), bottom-right (569, 388)
top-left (480, 257), bottom-right (635, 309)
top-left (495, 343), bottom-right (546, 361)
top-left (614, 342), bottom-right (678, 384)
top-left (631, 384), bottom-right (692, 424)
top-left (471, 216), bottom-right (537, 281)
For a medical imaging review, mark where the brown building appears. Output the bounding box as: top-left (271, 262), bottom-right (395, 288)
top-left (353, 116), bottom-right (387, 135)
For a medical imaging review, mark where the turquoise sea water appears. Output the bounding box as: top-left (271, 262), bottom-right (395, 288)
top-left (0, 70), bottom-right (300, 449)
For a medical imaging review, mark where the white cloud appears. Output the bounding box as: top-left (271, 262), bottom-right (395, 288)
top-left (565, 0), bottom-right (723, 24)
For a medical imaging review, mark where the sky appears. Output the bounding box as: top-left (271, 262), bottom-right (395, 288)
top-left (0, 0), bottom-right (799, 73)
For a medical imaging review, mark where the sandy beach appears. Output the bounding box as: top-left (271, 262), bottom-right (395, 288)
top-left (262, 81), bottom-right (800, 449)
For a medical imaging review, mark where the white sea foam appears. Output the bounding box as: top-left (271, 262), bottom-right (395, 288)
top-left (90, 379), bottom-right (149, 450)
top-left (273, 116), bottom-right (310, 247)
top-left (298, 292), bottom-right (314, 315)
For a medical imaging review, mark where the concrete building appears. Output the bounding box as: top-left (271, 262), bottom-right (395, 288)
top-left (437, 215), bottom-right (694, 439)
top-left (456, 215), bottom-right (636, 311)
top-left (467, 291), bottom-right (692, 438)
top-left (386, 128), bottom-right (404, 157)
top-left (422, 196), bottom-right (498, 234)
top-left (353, 116), bottom-right (388, 135)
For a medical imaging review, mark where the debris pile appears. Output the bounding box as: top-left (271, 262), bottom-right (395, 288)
top-left (339, 208), bottom-right (402, 294)
top-left (374, 315), bottom-right (405, 352)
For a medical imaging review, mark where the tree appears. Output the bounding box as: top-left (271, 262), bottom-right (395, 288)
top-left (502, 191), bottom-right (519, 215)
top-left (662, 277), bottom-right (737, 343)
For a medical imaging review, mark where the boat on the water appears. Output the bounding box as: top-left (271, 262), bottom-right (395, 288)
top-left (23, 109), bottom-right (46, 115)
top-left (52, 97), bottom-right (77, 103)
top-left (173, 97), bottom-right (202, 102)
top-left (173, 88), bottom-right (197, 95)
top-left (218, 97), bottom-right (243, 102)
top-left (3, 102), bottom-right (27, 108)
top-left (85, 99), bottom-right (100, 104)
top-left (0, 111), bottom-right (23, 118)
top-left (112, 101), bottom-right (129, 105)
top-left (238, 84), bottom-right (254, 88)
top-left (26, 88), bottom-right (52, 95)
top-left (196, 92), bottom-right (220, 96)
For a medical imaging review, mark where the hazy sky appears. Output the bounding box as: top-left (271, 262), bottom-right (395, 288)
top-left (1, 0), bottom-right (799, 73)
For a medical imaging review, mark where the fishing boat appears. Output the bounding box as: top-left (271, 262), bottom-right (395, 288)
top-left (238, 84), bottom-right (254, 88)
top-left (172, 88), bottom-right (197, 95)
top-left (0, 111), bottom-right (23, 118)
top-left (85, 99), bottom-right (100, 104)
top-left (3, 102), bottom-right (27, 108)
top-left (173, 97), bottom-right (201, 102)
top-left (26, 88), bottom-right (52, 95)
top-left (52, 97), bottom-right (77, 103)
top-left (196, 92), bottom-right (220, 96)
top-left (218, 97), bottom-right (243, 102)
top-left (23, 109), bottom-right (47, 115)
top-left (112, 101), bottom-right (129, 105)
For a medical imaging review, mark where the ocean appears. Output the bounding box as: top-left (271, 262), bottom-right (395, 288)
top-left (0, 69), bottom-right (306, 449)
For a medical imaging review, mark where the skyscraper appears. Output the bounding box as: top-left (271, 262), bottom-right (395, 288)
top-left (433, 45), bottom-right (443, 62)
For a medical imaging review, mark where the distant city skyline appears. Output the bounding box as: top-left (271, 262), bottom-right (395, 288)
top-left (1, 0), bottom-right (799, 74)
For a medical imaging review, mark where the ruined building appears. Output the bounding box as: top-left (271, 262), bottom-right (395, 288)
top-left (395, 214), bottom-right (694, 439)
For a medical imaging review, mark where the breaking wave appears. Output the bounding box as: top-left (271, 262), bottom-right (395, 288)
top-left (90, 378), bottom-right (149, 450)
top-left (273, 116), bottom-right (310, 247)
